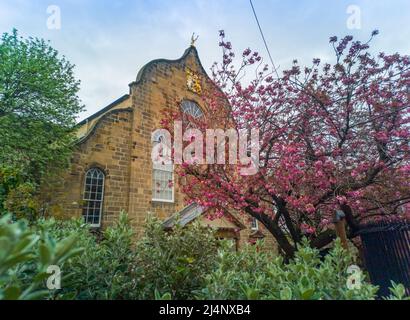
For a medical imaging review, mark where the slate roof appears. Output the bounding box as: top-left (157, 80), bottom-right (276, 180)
top-left (163, 203), bottom-right (205, 229)
top-left (77, 94), bottom-right (130, 127)
top-left (163, 203), bottom-right (246, 231)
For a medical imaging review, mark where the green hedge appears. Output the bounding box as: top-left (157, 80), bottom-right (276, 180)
top-left (0, 213), bottom-right (408, 300)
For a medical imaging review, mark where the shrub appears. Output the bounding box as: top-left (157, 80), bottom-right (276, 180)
top-left (386, 282), bottom-right (410, 300)
top-left (196, 239), bottom-right (379, 300)
top-left (0, 214), bottom-right (82, 300)
top-left (2, 212), bottom-right (408, 300)
top-left (132, 216), bottom-right (220, 300)
top-left (40, 212), bottom-right (137, 300)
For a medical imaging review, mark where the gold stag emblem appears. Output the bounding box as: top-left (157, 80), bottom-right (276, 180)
top-left (191, 33), bottom-right (199, 47)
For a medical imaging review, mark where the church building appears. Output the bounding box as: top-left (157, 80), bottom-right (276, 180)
top-left (44, 44), bottom-right (276, 251)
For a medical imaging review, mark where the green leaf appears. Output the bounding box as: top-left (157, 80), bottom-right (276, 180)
top-left (280, 287), bottom-right (293, 300)
top-left (2, 252), bottom-right (35, 270)
top-left (301, 288), bottom-right (315, 300)
top-left (300, 275), bottom-right (310, 287)
top-left (22, 290), bottom-right (50, 300)
top-left (154, 289), bottom-right (172, 300)
top-left (39, 243), bottom-right (52, 266)
top-left (14, 234), bottom-right (39, 254)
top-left (54, 235), bottom-right (78, 262)
top-left (245, 288), bottom-right (260, 300)
top-left (32, 271), bottom-right (50, 283)
top-left (4, 286), bottom-right (21, 300)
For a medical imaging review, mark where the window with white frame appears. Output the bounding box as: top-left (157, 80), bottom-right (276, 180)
top-left (82, 168), bottom-right (105, 227)
top-left (251, 218), bottom-right (259, 231)
top-left (152, 163), bottom-right (174, 202)
top-left (152, 133), bottom-right (174, 202)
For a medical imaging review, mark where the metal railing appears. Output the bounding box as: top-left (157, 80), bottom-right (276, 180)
top-left (359, 221), bottom-right (410, 297)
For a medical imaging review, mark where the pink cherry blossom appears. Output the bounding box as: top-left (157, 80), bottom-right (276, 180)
top-left (162, 31), bottom-right (410, 259)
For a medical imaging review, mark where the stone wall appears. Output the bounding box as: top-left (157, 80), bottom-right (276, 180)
top-left (42, 46), bottom-right (278, 252)
top-left (126, 47), bottom-right (213, 236)
top-left (43, 108), bottom-right (133, 228)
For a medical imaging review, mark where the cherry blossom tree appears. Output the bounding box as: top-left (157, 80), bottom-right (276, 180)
top-left (163, 31), bottom-right (410, 259)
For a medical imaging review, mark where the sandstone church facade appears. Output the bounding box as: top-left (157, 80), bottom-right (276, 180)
top-left (44, 44), bottom-right (276, 251)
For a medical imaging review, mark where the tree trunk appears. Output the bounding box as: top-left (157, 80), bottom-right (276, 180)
top-left (276, 197), bottom-right (301, 244)
top-left (310, 229), bottom-right (336, 249)
top-left (249, 209), bottom-right (296, 259)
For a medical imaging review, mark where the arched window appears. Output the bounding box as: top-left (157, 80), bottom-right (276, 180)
top-left (82, 168), bottom-right (105, 227)
top-left (181, 100), bottom-right (203, 119)
top-left (152, 133), bottom-right (174, 203)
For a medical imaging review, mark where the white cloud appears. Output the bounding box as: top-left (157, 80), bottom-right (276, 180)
top-left (1, 0), bottom-right (410, 121)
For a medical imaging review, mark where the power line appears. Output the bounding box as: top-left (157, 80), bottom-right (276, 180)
top-left (249, 0), bottom-right (279, 77)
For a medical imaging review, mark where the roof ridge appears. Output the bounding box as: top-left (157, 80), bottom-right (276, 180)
top-left (77, 94), bottom-right (130, 126)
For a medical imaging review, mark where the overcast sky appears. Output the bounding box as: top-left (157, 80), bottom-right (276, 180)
top-left (1, 0), bottom-right (410, 121)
